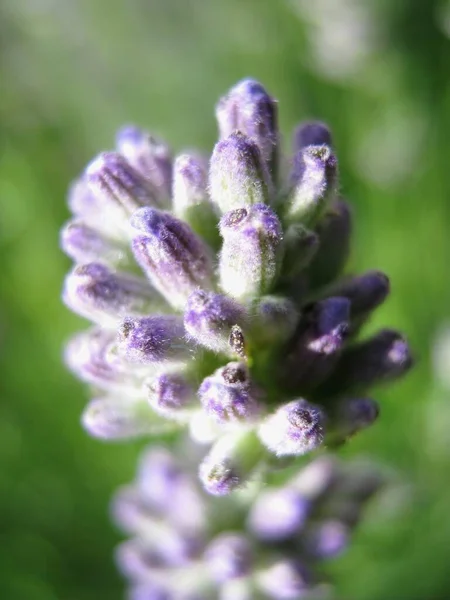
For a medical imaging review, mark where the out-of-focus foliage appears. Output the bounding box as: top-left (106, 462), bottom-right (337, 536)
top-left (0, 0), bottom-right (448, 599)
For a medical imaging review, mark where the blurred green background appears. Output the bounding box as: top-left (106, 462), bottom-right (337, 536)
top-left (1, 0), bottom-right (449, 598)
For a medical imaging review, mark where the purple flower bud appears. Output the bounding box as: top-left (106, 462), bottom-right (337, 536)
top-left (248, 296), bottom-right (299, 344)
top-left (86, 152), bottom-right (162, 217)
top-left (281, 224), bottom-right (320, 279)
top-left (307, 199), bottom-right (352, 290)
top-left (117, 315), bottom-right (189, 365)
top-left (198, 362), bottom-right (262, 424)
top-left (248, 487), bottom-right (310, 541)
top-left (116, 125), bottom-right (172, 204)
top-left (204, 533), bottom-right (252, 583)
top-left (63, 262), bottom-right (167, 327)
top-left (322, 329), bottom-right (413, 395)
top-left (281, 297), bottom-right (350, 391)
top-left (333, 397), bottom-right (380, 440)
top-left (60, 219), bottom-right (130, 266)
top-left (130, 207), bottom-right (214, 310)
top-left (294, 121), bottom-right (332, 150)
top-left (257, 559), bottom-right (313, 600)
top-left (219, 203), bottom-right (283, 301)
top-left (304, 519), bottom-right (349, 560)
top-left (128, 583), bottom-right (171, 600)
top-left (209, 132), bottom-right (272, 213)
top-left (64, 327), bottom-right (145, 395)
top-left (326, 271), bottom-right (390, 332)
top-left (82, 396), bottom-right (169, 440)
top-left (184, 290), bottom-right (247, 355)
top-left (68, 178), bottom-right (127, 239)
top-left (146, 371), bottom-right (196, 419)
top-left (216, 78), bottom-right (279, 176)
top-left (258, 399), bottom-right (325, 457)
top-left (172, 154), bottom-right (219, 248)
top-left (285, 145), bottom-right (338, 226)
top-left (199, 431), bottom-right (263, 496)
top-left (115, 539), bottom-right (163, 583)
top-left (112, 487), bottom-right (202, 567)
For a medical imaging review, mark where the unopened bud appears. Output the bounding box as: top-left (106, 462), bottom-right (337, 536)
top-left (281, 224), bottom-right (320, 279)
top-left (307, 199), bottom-right (352, 290)
top-left (209, 132), bottom-right (271, 213)
top-left (63, 262), bottom-right (167, 327)
top-left (116, 125), bottom-right (172, 204)
top-left (219, 203), bottom-right (283, 301)
top-left (130, 207), bottom-right (214, 310)
top-left (248, 296), bottom-right (299, 344)
top-left (294, 121), bottom-right (332, 150)
top-left (216, 78), bottom-right (279, 177)
top-left (118, 315), bottom-right (189, 365)
top-left (205, 533), bottom-right (252, 583)
top-left (184, 290), bottom-right (247, 355)
top-left (285, 145), bottom-right (338, 226)
top-left (258, 399), bottom-right (325, 457)
top-left (172, 153), bottom-right (219, 248)
top-left (60, 219), bottom-right (130, 266)
top-left (198, 362), bottom-right (262, 424)
top-left (146, 370), bottom-right (196, 420)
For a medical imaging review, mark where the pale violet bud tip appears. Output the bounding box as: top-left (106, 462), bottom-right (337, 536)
top-left (323, 329), bottom-right (413, 395)
top-left (184, 290), bottom-right (246, 354)
top-left (248, 296), bottom-right (299, 344)
top-left (146, 372), bottom-right (195, 417)
top-left (199, 432), bottom-right (263, 495)
top-left (258, 399), bottom-right (325, 457)
top-left (219, 203), bottom-right (283, 300)
top-left (64, 328), bottom-right (143, 394)
top-left (60, 220), bottom-right (128, 266)
top-left (118, 315), bottom-right (188, 365)
top-left (216, 78), bottom-right (278, 173)
top-left (282, 297), bottom-right (350, 391)
top-left (205, 533), bottom-right (252, 583)
top-left (131, 207), bottom-right (214, 310)
top-left (209, 132), bottom-right (271, 213)
top-left (86, 151), bottom-right (161, 214)
top-left (63, 262), bottom-right (165, 327)
top-left (307, 199), bottom-right (352, 289)
top-left (306, 520), bottom-right (349, 560)
top-left (257, 559), bottom-right (312, 600)
top-left (285, 144), bottom-right (338, 225)
top-left (82, 397), bottom-right (159, 440)
top-left (291, 456), bottom-right (340, 499)
top-left (116, 126), bottom-right (172, 202)
top-left (294, 121), bottom-right (332, 150)
top-left (199, 453), bottom-right (241, 497)
top-left (248, 488), bottom-right (310, 541)
top-left (198, 362), bottom-right (261, 424)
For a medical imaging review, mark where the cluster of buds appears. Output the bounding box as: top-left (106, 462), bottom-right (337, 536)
top-left (113, 445), bottom-right (385, 599)
top-left (61, 78), bottom-right (412, 496)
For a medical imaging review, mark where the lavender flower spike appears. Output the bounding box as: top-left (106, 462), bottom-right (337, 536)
top-left (216, 78), bottom-right (279, 177)
top-left (63, 262), bottom-right (167, 327)
top-left (130, 207), bottom-right (214, 310)
top-left (118, 315), bottom-right (189, 365)
top-left (285, 144), bottom-right (338, 226)
top-left (258, 399), bottom-right (325, 457)
top-left (198, 362), bottom-right (262, 424)
top-left (184, 289), bottom-right (247, 355)
top-left (219, 203), bottom-right (283, 301)
top-left (209, 132), bottom-right (272, 213)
